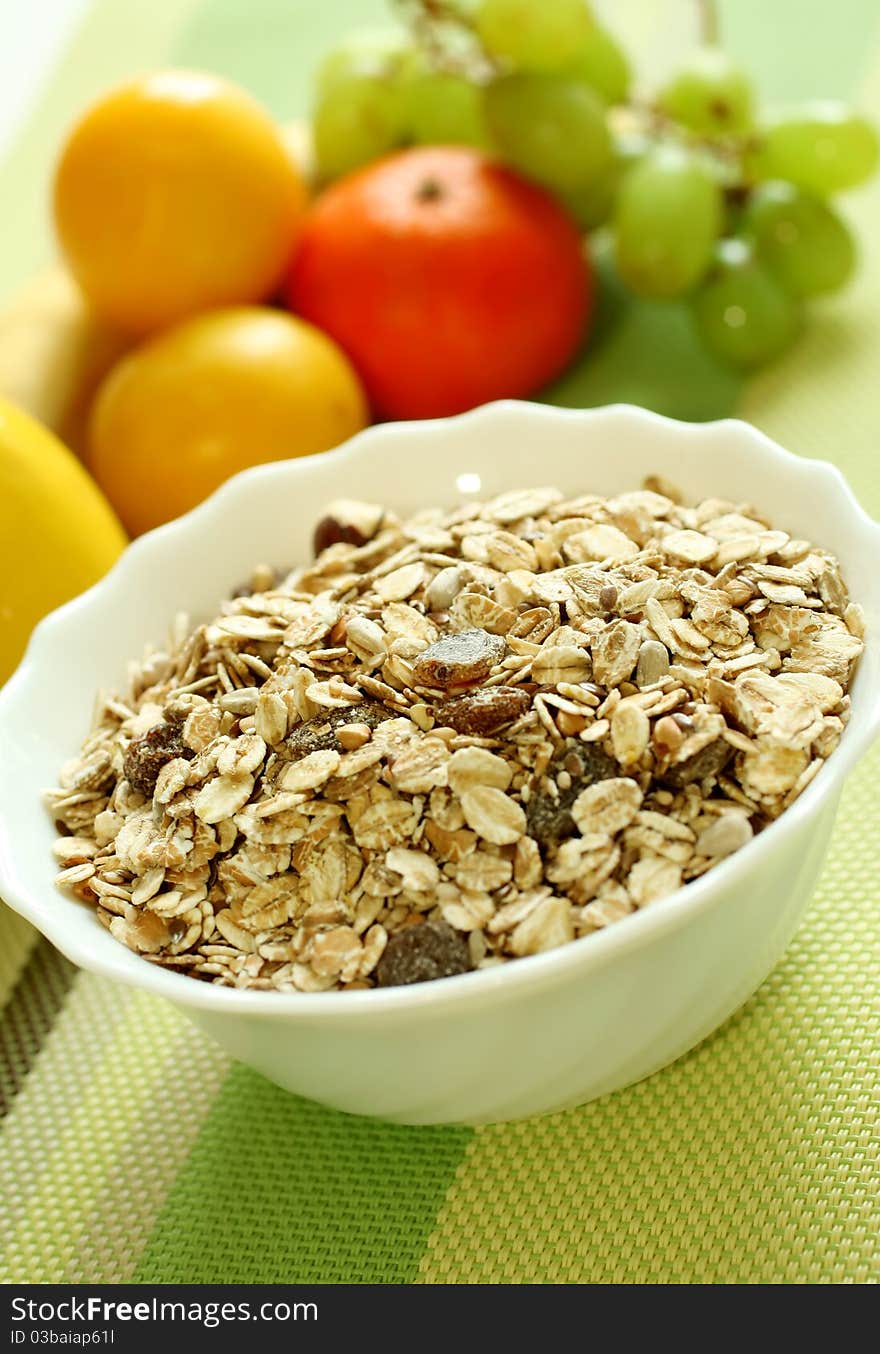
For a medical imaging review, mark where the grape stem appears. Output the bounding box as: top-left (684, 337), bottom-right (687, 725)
top-left (697, 0), bottom-right (721, 46)
top-left (626, 100), bottom-right (752, 167)
top-left (392, 0), bottom-right (494, 80)
top-left (396, 0), bottom-right (755, 181)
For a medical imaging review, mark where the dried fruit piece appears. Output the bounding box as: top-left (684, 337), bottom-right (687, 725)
top-left (435, 684), bottom-right (531, 736)
top-left (376, 919), bottom-right (473, 987)
top-left (123, 722), bottom-right (192, 797)
top-left (526, 739), bottom-right (617, 846)
top-left (312, 499), bottom-right (384, 555)
top-left (283, 701), bottom-right (392, 759)
top-left (313, 517), bottom-right (368, 555)
top-left (412, 627), bottom-right (506, 689)
top-left (660, 737), bottom-right (733, 788)
top-left (598, 583), bottom-right (618, 611)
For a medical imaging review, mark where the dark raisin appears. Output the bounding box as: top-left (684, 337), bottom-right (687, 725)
top-left (281, 701), bottom-right (393, 760)
top-left (412, 628), bottom-right (506, 689)
top-left (312, 500), bottom-right (384, 557)
top-left (435, 685), bottom-right (531, 736)
top-left (123, 722), bottom-right (192, 797)
top-left (526, 739), bottom-right (617, 847)
top-left (598, 583), bottom-right (618, 612)
top-left (313, 516), bottom-right (369, 556)
top-left (376, 920), bottom-right (473, 988)
top-left (660, 737), bottom-right (733, 788)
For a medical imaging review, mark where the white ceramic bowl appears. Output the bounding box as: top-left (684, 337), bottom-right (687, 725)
top-left (1, 403), bottom-right (878, 1125)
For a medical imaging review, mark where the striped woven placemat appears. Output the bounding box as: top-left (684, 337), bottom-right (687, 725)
top-left (1, 0), bottom-right (879, 1284)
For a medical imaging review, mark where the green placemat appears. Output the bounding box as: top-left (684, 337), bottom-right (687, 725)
top-left (1, 0), bottom-right (879, 1285)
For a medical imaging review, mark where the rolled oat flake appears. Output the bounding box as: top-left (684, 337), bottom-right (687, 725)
top-left (48, 479), bottom-right (865, 993)
top-left (661, 737), bottom-right (734, 788)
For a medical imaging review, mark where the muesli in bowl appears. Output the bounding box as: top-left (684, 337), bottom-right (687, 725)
top-left (49, 479), bottom-right (864, 992)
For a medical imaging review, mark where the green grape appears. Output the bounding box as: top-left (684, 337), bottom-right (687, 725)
top-left (560, 131), bottom-right (647, 229)
top-left (568, 24), bottom-right (630, 104)
top-left (476, 0), bottom-right (593, 73)
top-left (317, 31), bottom-right (416, 95)
top-left (742, 182), bottom-right (855, 297)
top-left (745, 102), bottom-right (879, 194)
top-left (313, 76), bottom-right (408, 180)
top-left (658, 47), bottom-right (753, 136)
top-left (612, 146), bottom-right (722, 298)
top-left (691, 238), bottom-right (800, 368)
top-left (485, 73), bottom-right (612, 194)
top-left (560, 167), bottom-right (617, 229)
top-left (407, 72), bottom-right (490, 148)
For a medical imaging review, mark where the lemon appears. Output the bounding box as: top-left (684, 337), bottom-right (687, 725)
top-left (0, 265), bottom-right (132, 458)
top-left (0, 396), bottom-right (126, 685)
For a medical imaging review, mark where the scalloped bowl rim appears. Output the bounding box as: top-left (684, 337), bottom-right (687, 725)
top-left (1, 401), bottom-right (878, 1022)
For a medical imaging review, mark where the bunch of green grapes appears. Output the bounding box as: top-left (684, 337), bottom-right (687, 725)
top-left (311, 0), bottom-right (879, 370)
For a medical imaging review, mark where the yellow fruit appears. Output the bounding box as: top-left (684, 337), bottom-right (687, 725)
top-left (0, 396), bottom-right (126, 685)
top-left (88, 306), bottom-right (369, 536)
top-left (0, 266), bottom-right (132, 457)
top-left (53, 70), bottom-right (307, 334)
